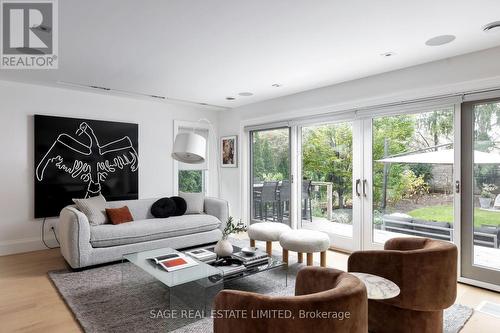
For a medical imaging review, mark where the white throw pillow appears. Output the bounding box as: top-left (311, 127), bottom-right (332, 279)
top-left (73, 194), bottom-right (108, 225)
top-left (179, 191), bottom-right (205, 214)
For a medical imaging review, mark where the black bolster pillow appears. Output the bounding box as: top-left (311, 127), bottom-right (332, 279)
top-left (151, 197), bottom-right (177, 218)
top-left (170, 196), bottom-right (187, 216)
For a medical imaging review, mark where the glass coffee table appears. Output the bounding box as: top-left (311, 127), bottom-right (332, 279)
top-left (122, 247), bottom-right (223, 331)
top-left (122, 245), bottom-right (287, 330)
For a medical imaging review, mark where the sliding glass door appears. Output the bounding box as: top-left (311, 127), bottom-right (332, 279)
top-left (299, 121), bottom-right (361, 251)
top-left (246, 96), bottom-right (500, 289)
top-left (250, 127), bottom-right (292, 226)
top-left (461, 99), bottom-right (500, 286)
top-left (364, 106), bottom-right (458, 249)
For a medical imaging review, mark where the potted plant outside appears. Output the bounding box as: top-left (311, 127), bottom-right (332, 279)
top-left (480, 184), bottom-right (498, 209)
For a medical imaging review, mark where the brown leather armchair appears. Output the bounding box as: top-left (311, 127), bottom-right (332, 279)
top-left (348, 237), bottom-right (457, 333)
top-left (213, 267), bottom-right (368, 333)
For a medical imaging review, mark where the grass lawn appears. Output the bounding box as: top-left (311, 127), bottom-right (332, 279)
top-left (408, 205), bottom-right (500, 227)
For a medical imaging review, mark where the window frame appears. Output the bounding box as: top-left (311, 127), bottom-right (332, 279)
top-left (173, 120), bottom-right (211, 195)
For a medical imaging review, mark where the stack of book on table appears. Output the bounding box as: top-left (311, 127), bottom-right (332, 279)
top-left (185, 248), bottom-right (217, 263)
top-left (215, 261), bottom-right (247, 277)
top-left (147, 253), bottom-right (198, 272)
top-left (232, 250), bottom-right (269, 269)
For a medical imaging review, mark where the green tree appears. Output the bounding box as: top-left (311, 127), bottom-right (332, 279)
top-left (416, 109), bottom-right (453, 149)
top-left (302, 124), bottom-right (352, 208)
top-left (372, 115), bottom-right (415, 205)
top-left (473, 102), bottom-right (500, 186)
top-left (178, 170), bottom-right (202, 193)
top-left (252, 129), bottom-right (290, 182)
top-left (474, 102), bottom-right (500, 151)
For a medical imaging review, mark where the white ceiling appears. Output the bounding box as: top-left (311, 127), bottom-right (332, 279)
top-left (2, 0), bottom-right (500, 108)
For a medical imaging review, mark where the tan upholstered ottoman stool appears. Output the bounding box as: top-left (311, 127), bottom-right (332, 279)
top-left (247, 222), bottom-right (291, 256)
top-left (279, 229), bottom-right (330, 267)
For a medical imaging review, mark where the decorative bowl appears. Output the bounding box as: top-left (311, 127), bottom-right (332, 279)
top-left (241, 247), bottom-right (257, 256)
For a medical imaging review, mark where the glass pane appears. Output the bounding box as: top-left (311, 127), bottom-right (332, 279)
top-left (372, 108), bottom-right (455, 244)
top-left (301, 122), bottom-right (353, 238)
top-left (473, 102), bottom-right (500, 271)
top-left (179, 170), bottom-right (203, 193)
top-left (251, 128), bottom-right (290, 226)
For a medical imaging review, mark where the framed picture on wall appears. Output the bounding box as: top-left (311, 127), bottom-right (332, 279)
top-left (221, 135), bottom-right (237, 168)
top-left (34, 115), bottom-right (139, 218)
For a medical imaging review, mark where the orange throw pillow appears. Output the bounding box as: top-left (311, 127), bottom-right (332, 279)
top-left (105, 206), bottom-right (134, 225)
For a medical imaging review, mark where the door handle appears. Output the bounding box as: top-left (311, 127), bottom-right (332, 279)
top-left (455, 180), bottom-right (460, 193)
top-left (363, 179), bottom-right (367, 197)
top-left (355, 179), bottom-right (361, 197)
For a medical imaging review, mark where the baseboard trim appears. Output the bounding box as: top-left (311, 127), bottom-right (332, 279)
top-left (0, 236), bottom-right (57, 256)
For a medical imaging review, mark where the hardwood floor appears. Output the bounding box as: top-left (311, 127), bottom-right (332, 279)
top-left (0, 244), bottom-right (499, 332)
top-left (0, 249), bottom-right (81, 333)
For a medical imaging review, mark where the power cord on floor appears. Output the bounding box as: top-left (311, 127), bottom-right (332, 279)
top-left (42, 217), bottom-right (60, 249)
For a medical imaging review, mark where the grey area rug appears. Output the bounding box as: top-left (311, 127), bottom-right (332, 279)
top-left (49, 238), bottom-right (473, 333)
top-left (443, 304), bottom-right (474, 333)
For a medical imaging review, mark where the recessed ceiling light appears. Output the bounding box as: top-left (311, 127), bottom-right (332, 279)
top-left (238, 92), bottom-right (254, 97)
top-left (380, 52), bottom-right (395, 57)
top-left (272, 83), bottom-right (282, 88)
top-left (425, 35), bottom-right (456, 46)
top-left (483, 21), bottom-right (500, 33)
top-left (225, 97), bottom-right (235, 101)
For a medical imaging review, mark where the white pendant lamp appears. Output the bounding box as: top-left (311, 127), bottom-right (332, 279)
top-left (172, 132), bottom-right (207, 164)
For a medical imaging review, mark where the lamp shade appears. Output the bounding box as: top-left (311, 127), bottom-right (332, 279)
top-left (172, 132), bottom-right (207, 164)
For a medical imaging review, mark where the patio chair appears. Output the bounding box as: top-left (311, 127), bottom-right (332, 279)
top-left (253, 183), bottom-right (263, 219)
top-left (278, 179), bottom-right (290, 222)
top-left (254, 181), bottom-right (279, 221)
top-left (302, 180), bottom-right (313, 222)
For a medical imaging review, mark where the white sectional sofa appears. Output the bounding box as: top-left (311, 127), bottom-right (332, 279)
top-left (58, 197), bottom-right (228, 268)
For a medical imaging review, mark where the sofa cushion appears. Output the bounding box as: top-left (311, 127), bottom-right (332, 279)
top-left (171, 196), bottom-right (187, 216)
top-left (474, 225), bottom-right (500, 248)
top-left (90, 214), bottom-right (221, 248)
top-left (106, 198), bottom-right (158, 220)
top-left (106, 206), bottom-right (134, 225)
top-left (179, 191), bottom-right (204, 214)
top-left (412, 219), bottom-right (452, 239)
top-left (382, 214), bottom-right (413, 231)
top-left (151, 198), bottom-right (177, 218)
top-left (73, 194), bottom-right (108, 226)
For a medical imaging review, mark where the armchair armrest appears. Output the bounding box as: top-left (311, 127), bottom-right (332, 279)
top-left (384, 237), bottom-right (429, 251)
top-left (58, 206), bottom-right (92, 268)
top-left (214, 267), bottom-right (367, 333)
top-left (295, 266), bottom-right (348, 296)
top-left (214, 289), bottom-right (364, 333)
top-left (204, 197), bottom-right (229, 229)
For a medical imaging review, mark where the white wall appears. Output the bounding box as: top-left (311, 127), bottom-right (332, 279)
top-left (219, 46), bottom-right (500, 222)
top-left (218, 111), bottom-right (243, 220)
top-left (4, 46), bottom-right (500, 255)
top-left (0, 80), bottom-right (219, 255)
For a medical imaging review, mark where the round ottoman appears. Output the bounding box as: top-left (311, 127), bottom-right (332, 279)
top-left (248, 222), bottom-right (291, 256)
top-left (279, 230), bottom-right (330, 267)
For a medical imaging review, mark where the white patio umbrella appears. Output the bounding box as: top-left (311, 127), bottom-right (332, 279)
top-left (377, 148), bottom-right (500, 164)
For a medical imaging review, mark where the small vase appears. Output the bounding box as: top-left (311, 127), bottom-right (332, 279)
top-left (214, 239), bottom-right (233, 257)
